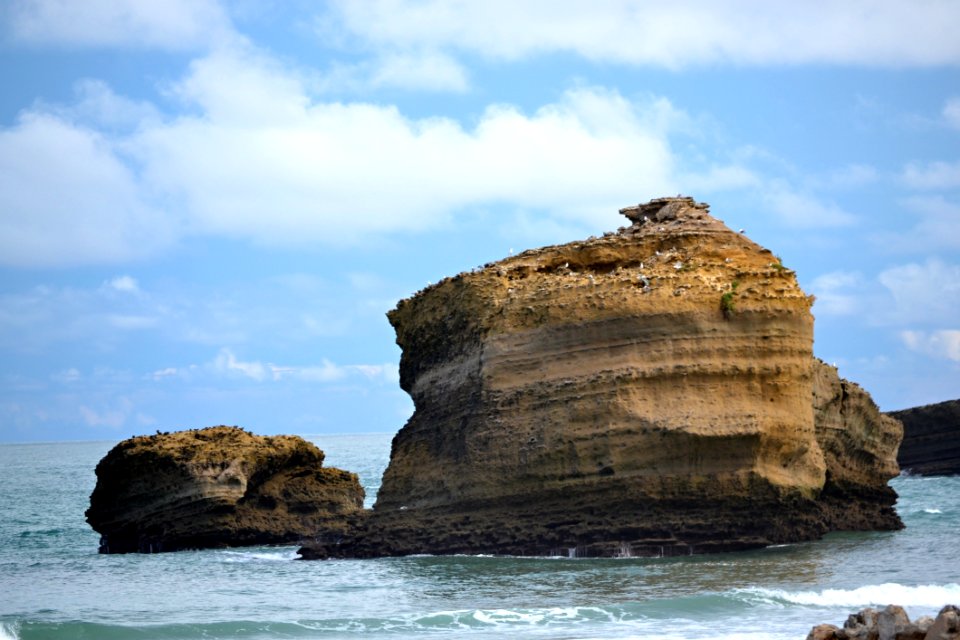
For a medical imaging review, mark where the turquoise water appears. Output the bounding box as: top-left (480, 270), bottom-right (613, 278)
top-left (0, 435), bottom-right (957, 640)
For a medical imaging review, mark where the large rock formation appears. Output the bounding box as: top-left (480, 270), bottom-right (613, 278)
top-left (888, 399), bottom-right (960, 476)
top-left (87, 426), bottom-right (364, 553)
top-left (301, 197), bottom-right (902, 559)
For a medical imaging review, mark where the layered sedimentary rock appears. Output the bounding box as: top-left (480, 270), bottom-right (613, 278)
top-left (87, 426), bottom-right (363, 553)
top-left (813, 362), bottom-right (903, 529)
top-left (888, 400), bottom-right (960, 476)
top-left (302, 197), bottom-right (902, 559)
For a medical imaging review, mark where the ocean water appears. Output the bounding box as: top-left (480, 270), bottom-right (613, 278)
top-left (0, 434), bottom-right (957, 640)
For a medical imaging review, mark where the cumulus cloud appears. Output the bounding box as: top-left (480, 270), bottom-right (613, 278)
top-left (901, 160), bottom-right (960, 190)
top-left (0, 112), bottom-right (177, 268)
top-left (901, 330), bottom-right (960, 362)
top-left (322, 0), bottom-right (960, 68)
top-left (878, 259), bottom-right (960, 325)
top-left (809, 271), bottom-right (863, 316)
top-left (126, 47), bottom-right (681, 245)
top-left (5, 0), bottom-right (234, 50)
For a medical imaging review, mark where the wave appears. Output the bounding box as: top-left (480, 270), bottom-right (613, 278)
top-left (217, 548), bottom-right (299, 563)
top-left (0, 616), bottom-right (794, 640)
top-left (739, 583), bottom-right (960, 608)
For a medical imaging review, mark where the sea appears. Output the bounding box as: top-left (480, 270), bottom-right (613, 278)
top-left (0, 433), bottom-right (957, 640)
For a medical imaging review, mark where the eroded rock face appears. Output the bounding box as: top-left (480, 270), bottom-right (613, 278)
top-left (310, 197), bottom-right (901, 558)
top-left (813, 361), bottom-right (903, 530)
top-left (888, 399), bottom-right (960, 476)
top-left (87, 426), bottom-right (364, 553)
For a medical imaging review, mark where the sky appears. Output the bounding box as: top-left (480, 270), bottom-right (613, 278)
top-left (1, 0), bottom-right (958, 444)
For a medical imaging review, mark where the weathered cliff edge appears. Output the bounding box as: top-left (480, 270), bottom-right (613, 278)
top-left (300, 197), bottom-right (902, 559)
top-left (807, 604), bottom-right (959, 640)
top-left (888, 399), bottom-right (960, 476)
top-left (87, 426), bottom-right (364, 553)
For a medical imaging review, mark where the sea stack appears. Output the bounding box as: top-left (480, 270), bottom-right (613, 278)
top-left (87, 426), bottom-right (364, 553)
top-left (307, 196), bottom-right (902, 558)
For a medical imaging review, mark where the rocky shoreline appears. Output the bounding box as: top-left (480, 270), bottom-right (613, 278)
top-left (807, 605), bottom-right (959, 640)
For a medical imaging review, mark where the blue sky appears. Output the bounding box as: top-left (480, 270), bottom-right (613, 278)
top-left (1, 1), bottom-right (958, 443)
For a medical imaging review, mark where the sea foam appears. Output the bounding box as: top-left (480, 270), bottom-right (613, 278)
top-left (742, 583), bottom-right (960, 607)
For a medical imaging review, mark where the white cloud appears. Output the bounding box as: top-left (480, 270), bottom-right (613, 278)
top-left (213, 348), bottom-right (267, 381)
top-left (129, 48), bottom-right (680, 244)
top-left (151, 367), bottom-right (180, 380)
top-left (944, 97), bottom-right (960, 130)
top-left (872, 196), bottom-right (960, 253)
top-left (369, 51), bottom-right (470, 92)
top-left (901, 160), bottom-right (960, 190)
top-left (809, 271), bottom-right (863, 316)
top-left (79, 396), bottom-right (134, 429)
top-left (324, 0), bottom-right (960, 68)
top-left (878, 259), bottom-right (960, 325)
top-left (6, 0), bottom-right (234, 50)
top-left (901, 330), bottom-right (960, 362)
top-left (209, 349), bottom-right (396, 385)
top-left (107, 275), bottom-right (140, 293)
top-left (764, 185), bottom-right (859, 228)
top-left (0, 112), bottom-right (177, 267)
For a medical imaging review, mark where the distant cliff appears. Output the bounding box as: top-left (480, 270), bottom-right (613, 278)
top-left (301, 197), bottom-right (902, 559)
top-left (87, 426), bottom-right (364, 553)
top-left (888, 399), bottom-right (960, 476)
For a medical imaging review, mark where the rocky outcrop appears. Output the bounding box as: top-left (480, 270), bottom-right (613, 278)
top-left (87, 426), bottom-right (364, 553)
top-left (299, 197), bottom-right (902, 559)
top-left (807, 604), bottom-right (959, 640)
top-left (813, 361), bottom-right (903, 530)
top-left (888, 400), bottom-right (960, 476)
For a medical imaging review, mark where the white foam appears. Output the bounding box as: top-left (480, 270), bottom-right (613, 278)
top-left (743, 583), bottom-right (960, 607)
top-left (469, 606), bottom-right (603, 626)
top-left (923, 508), bottom-right (943, 514)
top-left (0, 622), bottom-right (20, 640)
top-left (220, 549), bottom-right (298, 563)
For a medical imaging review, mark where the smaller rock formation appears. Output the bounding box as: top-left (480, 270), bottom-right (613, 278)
top-left (888, 400), bottom-right (960, 476)
top-left (86, 426), bottom-right (364, 553)
top-left (806, 604), bottom-right (959, 640)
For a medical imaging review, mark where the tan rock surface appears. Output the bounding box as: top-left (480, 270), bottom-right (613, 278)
top-left (87, 426), bottom-right (364, 553)
top-left (306, 197), bottom-right (901, 558)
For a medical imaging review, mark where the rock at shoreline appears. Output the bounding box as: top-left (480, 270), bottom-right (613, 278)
top-left (806, 604), bottom-right (959, 640)
top-left (300, 196), bottom-right (902, 559)
top-left (86, 426), bottom-right (364, 553)
top-left (888, 399), bottom-right (960, 476)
